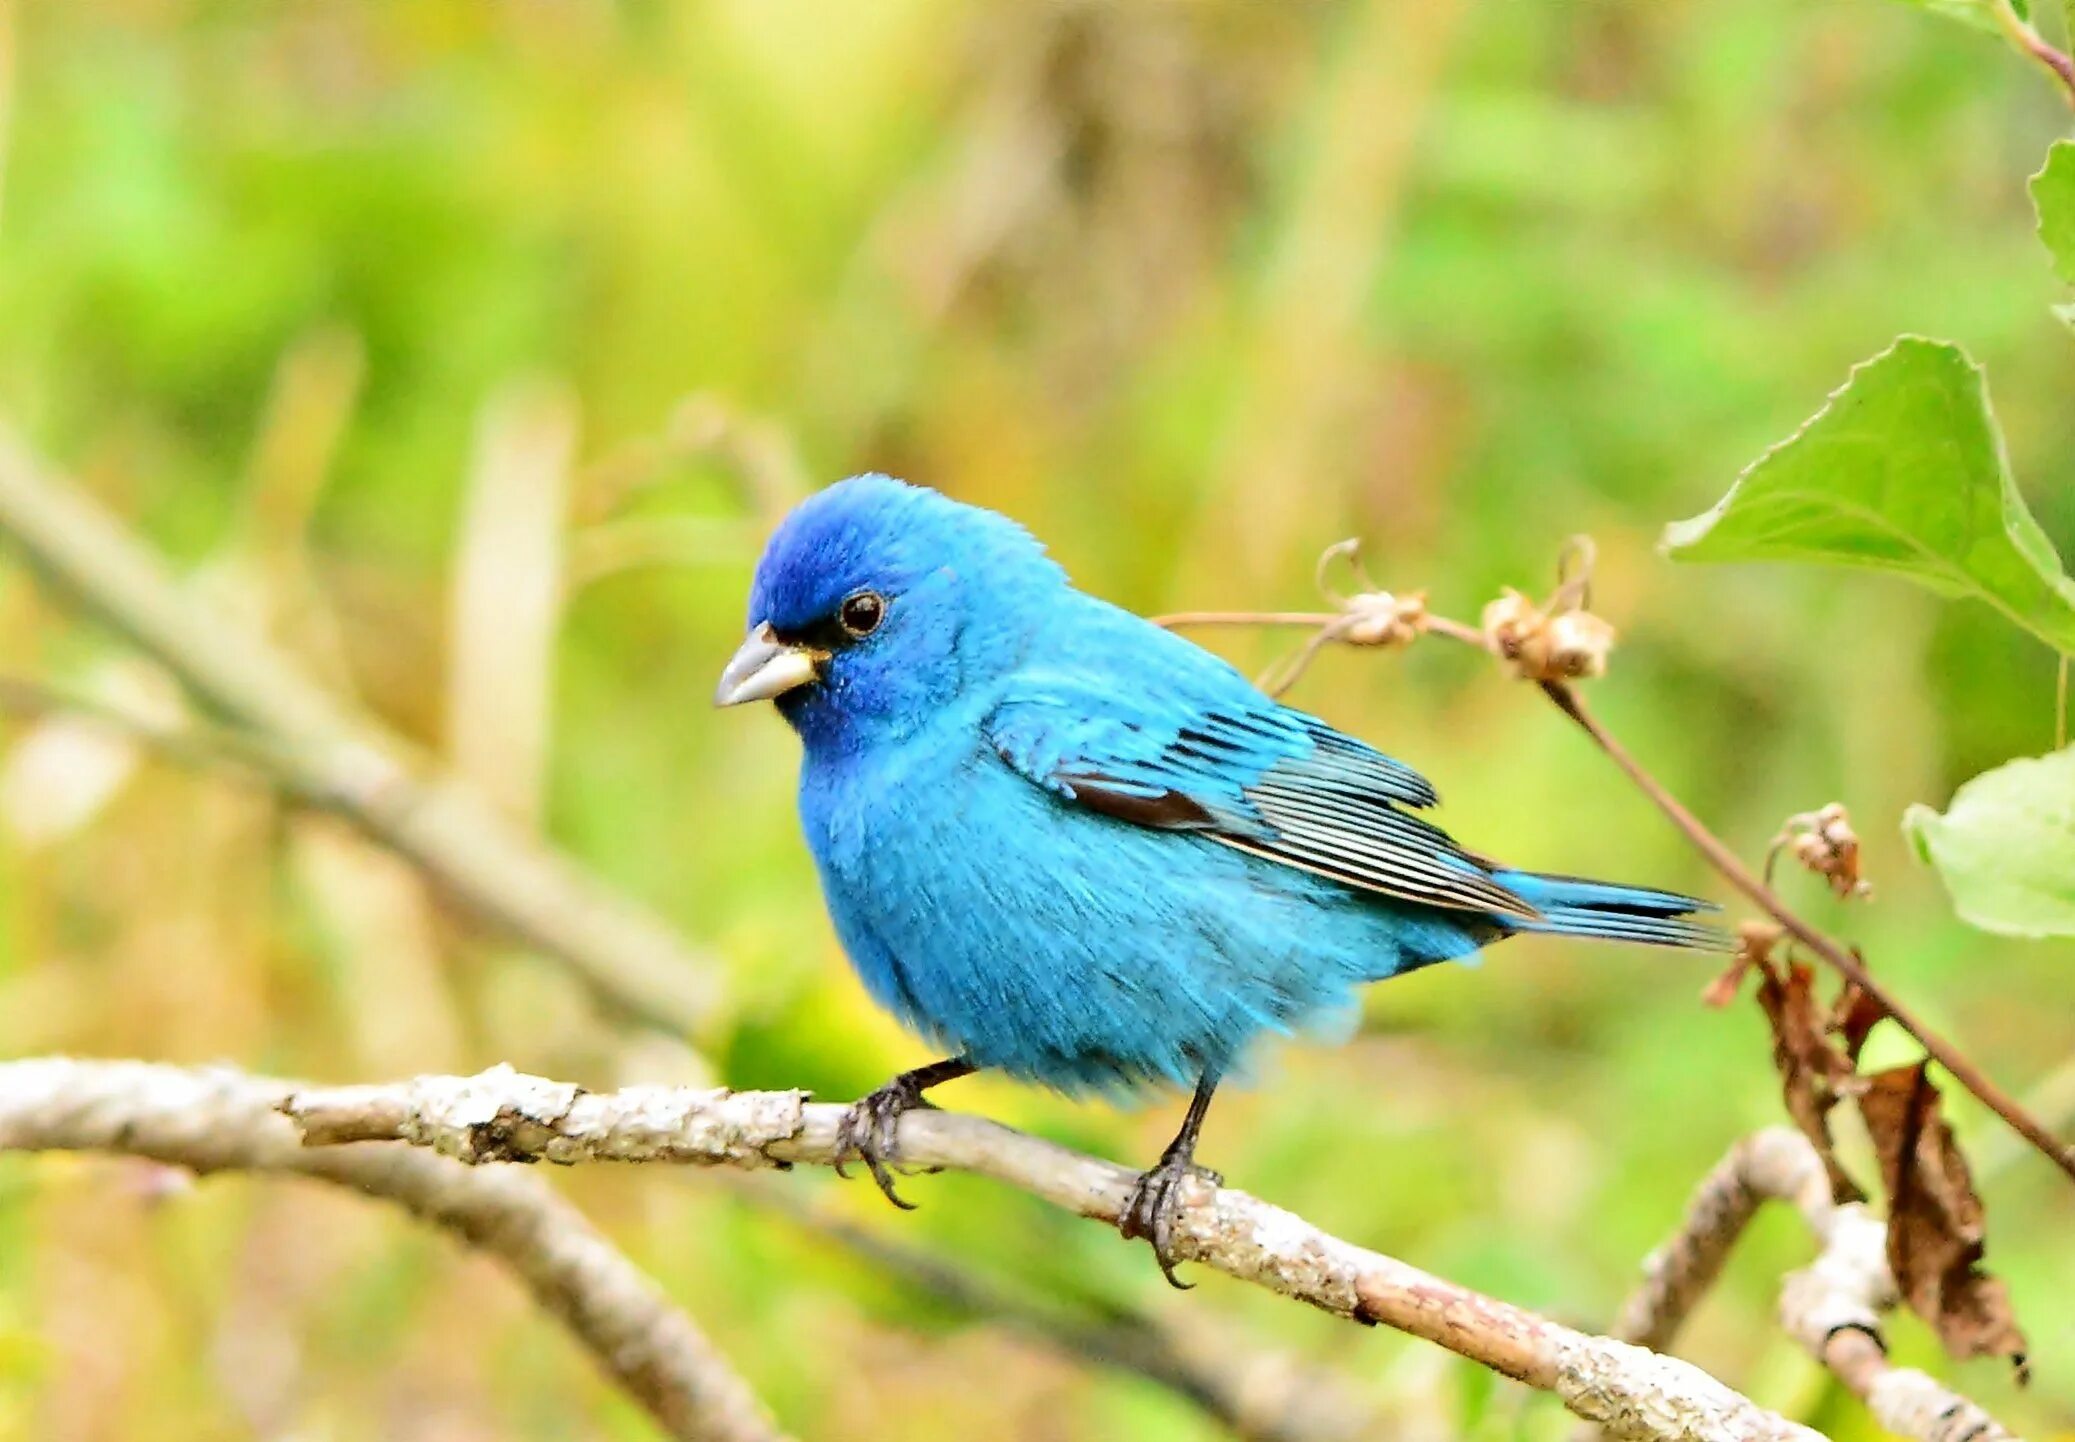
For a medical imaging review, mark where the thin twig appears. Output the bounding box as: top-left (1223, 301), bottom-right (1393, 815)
top-left (1178, 583), bottom-right (2075, 1186)
top-left (0, 1059), bottom-right (788, 1442)
top-left (1988, 0), bottom-right (2075, 107)
top-left (1605, 1129), bottom-right (2018, 1442)
top-left (1154, 611), bottom-right (1351, 630)
top-left (1530, 677), bottom-right (2075, 1184)
top-left (0, 672), bottom-right (297, 785)
top-left (280, 1065), bottom-right (1826, 1442)
top-left (0, 428), bottom-right (715, 1035)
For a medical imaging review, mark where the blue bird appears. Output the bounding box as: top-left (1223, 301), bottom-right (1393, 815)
top-left (716, 475), bottom-right (1722, 1283)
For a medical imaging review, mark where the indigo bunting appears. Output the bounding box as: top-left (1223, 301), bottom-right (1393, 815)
top-left (717, 475), bottom-right (1721, 1283)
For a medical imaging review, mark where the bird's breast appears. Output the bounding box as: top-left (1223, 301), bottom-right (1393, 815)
top-left (796, 725), bottom-right (1024, 935)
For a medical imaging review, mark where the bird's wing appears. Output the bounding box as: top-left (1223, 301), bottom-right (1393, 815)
top-left (984, 672), bottom-right (1539, 921)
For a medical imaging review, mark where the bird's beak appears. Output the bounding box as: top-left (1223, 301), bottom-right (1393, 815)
top-left (715, 622), bottom-right (821, 707)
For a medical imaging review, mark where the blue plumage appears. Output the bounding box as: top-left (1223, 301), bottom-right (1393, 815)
top-left (716, 474), bottom-right (1722, 1278)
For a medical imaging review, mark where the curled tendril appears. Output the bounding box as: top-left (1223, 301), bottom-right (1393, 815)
top-left (1552, 533), bottom-right (1597, 612)
top-left (1256, 540), bottom-right (1432, 696)
top-left (1313, 537), bottom-right (1382, 606)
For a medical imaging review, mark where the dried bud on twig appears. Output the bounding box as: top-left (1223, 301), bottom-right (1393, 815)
top-left (1314, 539), bottom-right (1426, 647)
top-left (1481, 588), bottom-right (1618, 681)
top-left (1478, 537), bottom-right (1618, 681)
top-left (1249, 541), bottom-right (1436, 696)
top-left (1772, 803), bottom-right (1872, 900)
top-left (1544, 607), bottom-right (1616, 677)
top-left (1341, 590), bottom-right (1427, 647)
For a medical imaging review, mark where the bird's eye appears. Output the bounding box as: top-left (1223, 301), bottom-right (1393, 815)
top-left (838, 590), bottom-right (887, 638)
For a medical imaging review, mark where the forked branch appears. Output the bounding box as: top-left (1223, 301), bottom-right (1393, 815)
top-left (1608, 1129), bottom-right (2017, 1442)
top-left (278, 1064), bottom-right (1824, 1442)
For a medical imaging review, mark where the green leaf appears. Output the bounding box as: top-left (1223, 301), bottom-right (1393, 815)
top-left (2034, 140), bottom-right (2075, 286)
top-left (1663, 337), bottom-right (2075, 654)
top-left (1905, 747), bottom-right (2075, 937)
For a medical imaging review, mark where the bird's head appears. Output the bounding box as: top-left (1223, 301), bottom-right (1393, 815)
top-left (716, 475), bottom-right (1065, 749)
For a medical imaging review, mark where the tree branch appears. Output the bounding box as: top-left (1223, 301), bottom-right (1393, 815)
top-left (0, 682), bottom-right (1383, 1442)
top-left (1609, 1129), bottom-right (2018, 1442)
top-left (0, 1058), bottom-right (787, 1442)
top-left (280, 1065), bottom-right (1825, 1442)
top-left (0, 429), bottom-right (714, 1035)
top-left (0, 442), bottom-right (1403, 1441)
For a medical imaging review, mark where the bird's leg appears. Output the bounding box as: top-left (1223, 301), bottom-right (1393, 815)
top-left (1120, 1072), bottom-right (1223, 1289)
top-left (833, 1056), bottom-right (977, 1210)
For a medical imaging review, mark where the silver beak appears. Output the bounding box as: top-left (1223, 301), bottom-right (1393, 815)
top-left (715, 622), bottom-right (821, 706)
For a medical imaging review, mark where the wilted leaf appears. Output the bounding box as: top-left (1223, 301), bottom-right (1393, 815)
top-left (1904, 745), bottom-right (2075, 937)
top-left (1663, 337), bottom-right (2075, 655)
top-left (1701, 919), bottom-right (1776, 1007)
top-left (2034, 140), bottom-right (2075, 286)
top-left (1858, 1064), bottom-right (2029, 1374)
top-left (1756, 960), bottom-right (1866, 1204)
top-left (1830, 977), bottom-right (1888, 1064)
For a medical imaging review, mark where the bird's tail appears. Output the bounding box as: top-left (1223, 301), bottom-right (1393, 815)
top-left (1491, 870), bottom-right (1731, 951)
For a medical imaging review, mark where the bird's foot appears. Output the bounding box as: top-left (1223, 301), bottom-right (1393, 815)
top-left (1120, 1151), bottom-right (1222, 1289)
top-left (832, 1076), bottom-right (939, 1210)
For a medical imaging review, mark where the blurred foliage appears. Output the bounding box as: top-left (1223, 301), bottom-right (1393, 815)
top-left (0, 1), bottom-right (2071, 1440)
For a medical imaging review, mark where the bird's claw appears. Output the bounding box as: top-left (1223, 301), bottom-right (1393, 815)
top-left (1120, 1152), bottom-right (1222, 1289)
top-left (833, 1077), bottom-right (938, 1210)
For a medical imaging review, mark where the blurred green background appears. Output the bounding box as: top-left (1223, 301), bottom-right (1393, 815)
top-left (0, 1), bottom-right (2069, 1438)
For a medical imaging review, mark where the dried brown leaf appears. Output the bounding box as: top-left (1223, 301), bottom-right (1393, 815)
top-left (1859, 1063), bottom-right (2029, 1377)
top-left (1829, 973), bottom-right (1887, 1065)
top-left (1702, 919), bottom-right (1778, 1007)
top-left (1755, 959), bottom-right (1865, 1204)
